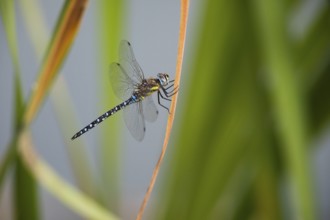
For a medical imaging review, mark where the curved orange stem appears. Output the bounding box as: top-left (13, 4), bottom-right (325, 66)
top-left (136, 0), bottom-right (190, 219)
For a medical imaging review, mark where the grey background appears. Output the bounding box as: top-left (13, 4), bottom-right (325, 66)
top-left (1, 0), bottom-right (330, 220)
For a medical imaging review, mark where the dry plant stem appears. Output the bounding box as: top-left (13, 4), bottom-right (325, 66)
top-left (136, 0), bottom-right (190, 219)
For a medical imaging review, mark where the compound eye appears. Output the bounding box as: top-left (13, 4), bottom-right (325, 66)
top-left (157, 73), bottom-right (169, 86)
top-left (161, 78), bottom-right (166, 85)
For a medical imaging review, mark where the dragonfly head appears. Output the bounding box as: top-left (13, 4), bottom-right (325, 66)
top-left (157, 73), bottom-right (170, 86)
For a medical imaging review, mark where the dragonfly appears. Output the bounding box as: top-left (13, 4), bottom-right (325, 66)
top-left (71, 40), bottom-right (177, 141)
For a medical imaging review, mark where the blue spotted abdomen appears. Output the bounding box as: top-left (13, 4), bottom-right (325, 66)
top-left (71, 96), bottom-right (137, 140)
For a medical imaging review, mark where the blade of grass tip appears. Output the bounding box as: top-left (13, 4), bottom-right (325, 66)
top-left (18, 129), bottom-right (119, 220)
top-left (135, 0), bottom-right (190, 219)
top-left (23, 0), bottom-right (88, 126)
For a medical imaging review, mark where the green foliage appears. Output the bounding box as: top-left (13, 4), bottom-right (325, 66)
top-left (0, 0), bottom-right (38, 219)
top-left (96, 0), bottom-right (125, 210)
top-left (158, 1), bottom-right (330, 220)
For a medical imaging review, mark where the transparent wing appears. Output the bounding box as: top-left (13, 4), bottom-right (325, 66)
top-left (109, 62), bottom-right (136, 100)
top-left (142, 96), bottom-right (158, 122)
top-left (119, 40), bottom-right (145, 82)
top-left (123, 102), bottom-right (146, 141)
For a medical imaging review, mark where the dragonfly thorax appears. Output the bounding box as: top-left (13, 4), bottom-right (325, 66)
top-left (157, 73), bottom-right (170, 86)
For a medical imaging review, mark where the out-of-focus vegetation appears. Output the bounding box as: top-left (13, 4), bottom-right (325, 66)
top-left (0, 0), bottom-right (329, 220)
top-left (0, 0), bottom-right (118, 219)
top-left (158, 1), bottom-right (330, 220)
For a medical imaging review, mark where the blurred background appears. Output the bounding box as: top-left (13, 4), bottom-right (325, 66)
top-left (1, 0), bottom-right (330, 220)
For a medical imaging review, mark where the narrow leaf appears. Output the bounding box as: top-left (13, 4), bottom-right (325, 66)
top-left (0, 1), bottom-right (39, 219)
top-left (18, 130), bottom-right (119, 220)
top-left (253, 0), bottom-right (316, 219)
top-left (19, 0), bottom-right (98, 200)
top-left (23, 0), bottom-right (88, 126)
top-left (96, 0), bottom-right (124, 209)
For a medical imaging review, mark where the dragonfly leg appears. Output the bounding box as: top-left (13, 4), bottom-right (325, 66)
top-left (159, 89), bottom-right (172, 101)
top-left (164, 83), bottom-right (174, 91)
top-left (162, 86), bottom-right (179, 97)
top-left (158, 91), bottom-right (170, 113)
top-left (164, 85), bottom-right (179, 95)
top-left (161, 82), bottom-right (177, 96)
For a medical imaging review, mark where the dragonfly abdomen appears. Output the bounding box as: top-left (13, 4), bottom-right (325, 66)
top-left (71, 97), bottom-right (136, 140)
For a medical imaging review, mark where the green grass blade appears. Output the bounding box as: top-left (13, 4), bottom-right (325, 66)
top-left (253, 0), bottom-right (316, 219)
top-left (309, 62), bottom-right (330, 135)
top-left (157, 0), bottom-right (324, 219)
top-left (14, 156), bottom-right (39, 220)
top-left (18, 0), bottom-right (99, 200)
top-left (14, 0), bottom-right (118, 218)
top-left (298, 7), bottom-right (330, 90)
top-left (23, 0), bottom-right (88, 125)
top-left (0, 142), bottom-right (17, 193)
top-left (160, 1), bottom-right (255, 219)
top-left (0, 0), bottom-right (19, 69)
top-left (18, 130), bottom-right (119, 220)
top-left (297, 6), bottom-right (330, 134)
top-left (96, 0), bottom-right (124, 209)
top-left (0, 0), bottom-right (24, 134)
top-left (0, 0), bottom-right (39, 219)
